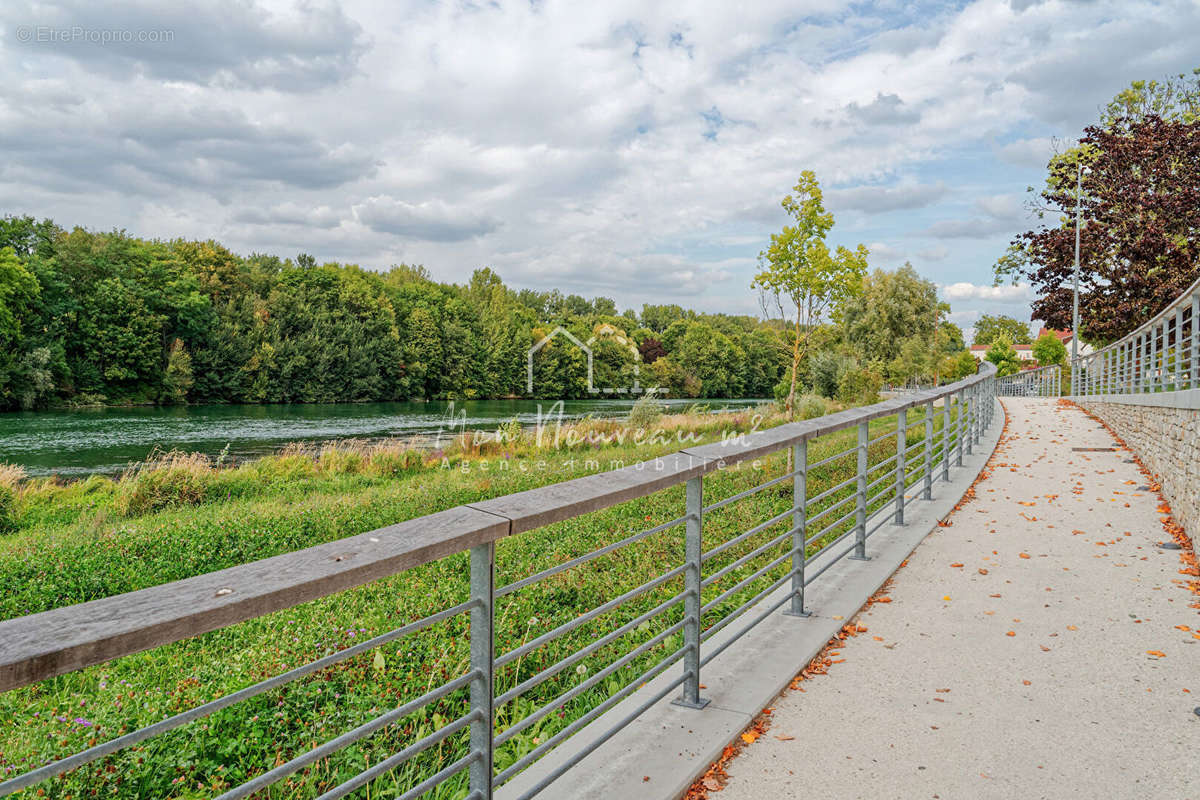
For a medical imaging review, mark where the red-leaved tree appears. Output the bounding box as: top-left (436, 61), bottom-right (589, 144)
top-left (1011, 115), bottom-right (1199, 343)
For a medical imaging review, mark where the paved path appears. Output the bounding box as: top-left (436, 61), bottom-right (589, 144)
top-left (718, 398), bottom-right (1199, 800)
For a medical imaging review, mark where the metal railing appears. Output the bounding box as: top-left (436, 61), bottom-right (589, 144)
top-left (997, 364), bottom-right (1062, 397)
top-left (0, 363), bottom-right (997, 800)
top-left (1072, 276), bottom-right (1200, 396)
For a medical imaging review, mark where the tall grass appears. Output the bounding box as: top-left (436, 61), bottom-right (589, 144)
top-left (0, 398), bottom-right (950, 799)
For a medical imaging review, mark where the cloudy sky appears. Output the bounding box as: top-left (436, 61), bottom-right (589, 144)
top-left (2, 0), bottom-right (1196, 339)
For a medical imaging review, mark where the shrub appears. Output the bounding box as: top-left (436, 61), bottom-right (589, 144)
top-left (317, 442), bottom-right (365, 475)
top-left (795, 394), bottom-right (828, 420)
top-left (836, 367), bottom-right (882, 405)
top-left (365, 444), bottom-right (421, 477)
top-left (116, 451), bottom-right (212, 516)
top-left (628, 395), bottom-right (664, 428)
top-left (807, 351), bottom-right (854, 399)
top-left (0, 485), bottom-right (16, 533)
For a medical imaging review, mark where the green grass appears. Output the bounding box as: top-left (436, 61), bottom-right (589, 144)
top-left (0, 400), bottom-right (966, 798)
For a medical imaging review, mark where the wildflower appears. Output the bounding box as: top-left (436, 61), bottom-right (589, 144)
top-left (73, 718), bottom-right (92, 727)
top-left (528, 617), bottom-right (538, 626)
top-left (575, 664), bottom-right (588, 676)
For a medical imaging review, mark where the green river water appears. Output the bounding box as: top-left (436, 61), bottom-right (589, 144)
top-left (0, 398), bottom-right (767, 477)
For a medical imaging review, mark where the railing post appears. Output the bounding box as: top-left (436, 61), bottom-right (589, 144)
top-left (469, 543), bottom-right (495, 800)
top-left (1192, 291), bottom-right (1199, 390)
top-left (674, 476), bottom-right (709, 709)
top-left (1151, 322), bottom-right (1159, 391)
top-left (941, 395), bottom-right (951, 482)
top-left (965, 386), bottom-right (974, 455)
top-left (1173, 308), bottom-right (1183, 390)
top-left (894, 409), bottom-right (906, 525)
top-left (955, 390), bottom-right (964, 466)
top-left (850, 421), bottom-right (870, 561)
top-left (923, 400), bottom-right (934, 500)
top-left (785, 440), bottom-right (810, 618)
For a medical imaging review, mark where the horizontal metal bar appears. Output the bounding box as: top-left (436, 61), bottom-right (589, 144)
top-left (866, 467), bottom-right (895, 495)
top-left (702, 505), bottom-right (794, 563)
top-left (805, 487), bottom-right (858, 527)
top-left (702, 527), bottom-right (794, 589)
top-left (703, 468), bottom-right (798, 513)
top-left (866, 452), bottom-right (899, 475)
top-left (391, 751), bottom-right (479, 800)
top-left (497, 514), bottom-right (687, 597)
top-left (215, 669), bottom-right (479, 800)
top-left (807, 445), bottom-right (858, 470)
top-left (493, 648), bottom-right (690, 786)
top-left (507, 674), bottom-right (689, 800)
top-left (804, 538), bottom-right (859, 586)
top-left (805, 473), bottom-right (859, 507)
top-left (496, 562), bottom-right (688, 667)
top-left (699, 588), bottom-right (796, 669)
top-left (868, 426), bottom-right (899, 446)
top-left (702, 547), bottom-right (796, 614)
top-left (494, 617), bottom-right (687, 746)
top-left (0, 599), bottom-right (477, 796)
top-left (701, 567), bottom-right (799, 644)
top-left (314, 711), bottom-right (478, 800)
top-left (494, 589), bottom-right (688, 707)
top-left (806, 507), bottom-right (858, 546)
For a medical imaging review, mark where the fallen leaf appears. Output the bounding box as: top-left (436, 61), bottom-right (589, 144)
top-left (774, 734), bottom-right (794, 741)
top-left (741, 732), bottom-right (759, 744)
top-left (1067, 625), bottom-right (1077, 631)
top-left (978, 568), bottom-right (989, 575)
top-left (950, 563), bottom-right (964, 568)
top-left (1019, 553), bottom-right (1031, 559)
top-left (1022, 680), bottom-right (1031, 686)
top-left (1006, 631), bottom-right (1016, 637)
top-left (943, 595), bottom-right (952, 601)
top-left (1146, 650), bottom-right (1166, 658)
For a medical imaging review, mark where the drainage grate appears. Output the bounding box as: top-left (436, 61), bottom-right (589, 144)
top-left (1071, 447), bottom-right (1115, 452)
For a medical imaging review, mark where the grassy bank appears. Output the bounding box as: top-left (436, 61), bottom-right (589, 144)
top-left (0, 398), bottom-right (960, 798)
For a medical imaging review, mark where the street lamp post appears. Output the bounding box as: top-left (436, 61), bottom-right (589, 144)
top-left (1070, 161), bottom-right (1082, 394)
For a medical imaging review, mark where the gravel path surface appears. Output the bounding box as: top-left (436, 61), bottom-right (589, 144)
top-left (717, 398), bottom-right (1199, 800)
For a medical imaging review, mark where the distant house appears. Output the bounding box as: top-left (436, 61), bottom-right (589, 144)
top-left (969, 327), bottom-right (1092, 366)
top-left (969, 343), bottom-right (1036, 363)
top-left (1036, 327), bottom-right (1093, 358)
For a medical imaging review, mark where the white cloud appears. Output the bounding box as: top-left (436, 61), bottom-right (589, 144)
top-left (353, 197), bottom-right (500, 242)
top-left (997, 136), bottom-right (1054, 168)
top-left (828, 182), bottom-right (948, 213)
top-left (940, 281), bottom-right (1033, 303)
top-left (0, 0), bottom-right (1195, 311)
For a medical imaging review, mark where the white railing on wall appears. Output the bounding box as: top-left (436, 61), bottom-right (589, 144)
top-left (1072, 277), bottom-right (1200, 397)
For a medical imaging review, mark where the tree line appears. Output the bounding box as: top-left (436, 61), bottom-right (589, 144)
top-left (0, 215), bottom-right (971, 411)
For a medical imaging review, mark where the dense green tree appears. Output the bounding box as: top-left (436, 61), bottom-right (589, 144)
top-left (985, 336), bottom-right (1022, 377)
top-left (973, 314), bottom-right (1031, 346)
top-left (673, 324), bottom-right (744, 398)
top-left (841, 263), bottom-right (943, 368)
top-left (1032, 331), bottom-right (1067, 367)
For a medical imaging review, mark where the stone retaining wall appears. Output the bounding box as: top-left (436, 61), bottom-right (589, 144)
top-left (1077, 395), bottom-right (1200, 538)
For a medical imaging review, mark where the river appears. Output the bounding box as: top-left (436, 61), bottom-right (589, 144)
top-left (0, 397), bottom-right (769, 477)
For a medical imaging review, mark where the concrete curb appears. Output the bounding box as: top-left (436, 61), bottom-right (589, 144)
top-left (497, 399), bottom-right (1007, 800)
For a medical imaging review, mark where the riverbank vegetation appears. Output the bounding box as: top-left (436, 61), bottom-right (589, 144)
top-left (0, 397), bottom-right (961, 797)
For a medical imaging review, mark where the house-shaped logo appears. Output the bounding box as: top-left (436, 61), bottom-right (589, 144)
top-left (526, 325), bottom-right (658, 395)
